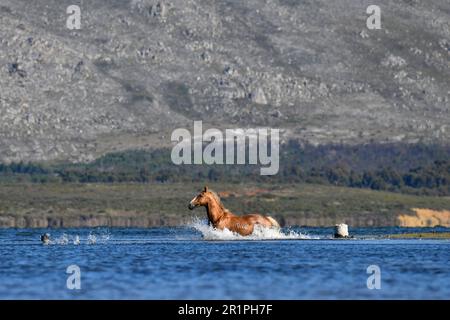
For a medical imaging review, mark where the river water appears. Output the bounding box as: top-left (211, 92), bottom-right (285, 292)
top-left (0, 222), bottom-right (449, 299)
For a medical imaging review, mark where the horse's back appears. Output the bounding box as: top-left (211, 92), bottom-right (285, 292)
top-left (241, 213), bottom-right (276, 228)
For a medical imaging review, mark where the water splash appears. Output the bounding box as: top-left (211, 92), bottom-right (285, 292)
top-left (189, 218), bottom-right (315, 240)
top-left (90, 228), bottom-right (111, 244)
top-left (54, 234), bottom-right (69, 245)
top-left (41, 228), bottom-right (111, 245)
top-left (99, 232), bottom-right (111, 243)
top-left (87, 234), bottom-right (97, 244)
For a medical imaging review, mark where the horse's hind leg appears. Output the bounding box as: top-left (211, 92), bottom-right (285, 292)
top-left (266, 216), bottom-right (280, 228)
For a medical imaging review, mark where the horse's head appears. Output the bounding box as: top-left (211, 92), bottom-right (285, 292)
top-left (188, 186), bottom-right (212, 210)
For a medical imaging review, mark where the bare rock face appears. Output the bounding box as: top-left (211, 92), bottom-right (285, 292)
top-left (250, 87), bottom-right (268, 105)
top-left (0, 0), bottom-right (449, 163)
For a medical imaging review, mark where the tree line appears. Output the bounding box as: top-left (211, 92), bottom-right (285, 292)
top-left (0, 142), bottom-right (449, 196)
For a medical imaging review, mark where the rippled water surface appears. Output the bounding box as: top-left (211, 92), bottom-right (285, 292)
top-left (1, 223), bottom-right (449, 299)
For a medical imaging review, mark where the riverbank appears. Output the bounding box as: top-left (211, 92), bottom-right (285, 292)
top-left (0, 182), bottom-right (449, 228)
top-left (388, 232), bottom-right (450, 239)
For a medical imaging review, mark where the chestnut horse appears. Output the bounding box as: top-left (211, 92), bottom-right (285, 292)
top-left (188, 186), bottom-right (280, 236)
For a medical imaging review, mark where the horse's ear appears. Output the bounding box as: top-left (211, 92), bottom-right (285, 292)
top-left (203, 186), bottom-right (208, 192)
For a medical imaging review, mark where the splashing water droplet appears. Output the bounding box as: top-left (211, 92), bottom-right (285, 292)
top-left (55, 234), bottom-right (69, 245)
top-left (87, 234), bottom-right (97, 244)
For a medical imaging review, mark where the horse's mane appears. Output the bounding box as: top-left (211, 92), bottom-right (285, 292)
top-left (208, 190), bottom-right (231, 213)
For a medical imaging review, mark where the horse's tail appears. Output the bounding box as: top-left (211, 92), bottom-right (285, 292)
top-left (267, 216), bottom-right (280, 228)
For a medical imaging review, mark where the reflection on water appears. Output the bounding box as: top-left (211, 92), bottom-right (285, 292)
top-left (0, 224), bottom-right (449, 299)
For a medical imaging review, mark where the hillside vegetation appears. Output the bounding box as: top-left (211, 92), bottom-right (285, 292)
top-left (1, 143), bottom-right (449, 195)
top-left (1, 182), bottom-right (450, 228)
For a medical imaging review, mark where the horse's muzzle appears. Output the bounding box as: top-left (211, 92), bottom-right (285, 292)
top-left (188, 203), bottom-right (195, 210)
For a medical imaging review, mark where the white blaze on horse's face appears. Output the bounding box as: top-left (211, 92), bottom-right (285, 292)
top-left (188, 196), bottom-right (198, 210)
top-left (189, 187), bottom-right (209, 210)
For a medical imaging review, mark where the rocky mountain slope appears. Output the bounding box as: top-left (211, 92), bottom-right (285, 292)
top-left (0, 0), bottom-right (449, 163)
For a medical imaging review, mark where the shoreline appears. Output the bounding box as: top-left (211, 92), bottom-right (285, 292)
top-left (1, 182), bottom-right (449, 228)
top-left (0, 214), bottom-right (394, 228)
top-left (1, 215), bottom-right (450, 229)
top-left (388, 232), bottom-right (450, 239)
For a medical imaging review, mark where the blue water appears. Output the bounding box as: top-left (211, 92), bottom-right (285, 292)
top-left (0, 224), bottom-right (449, 299)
